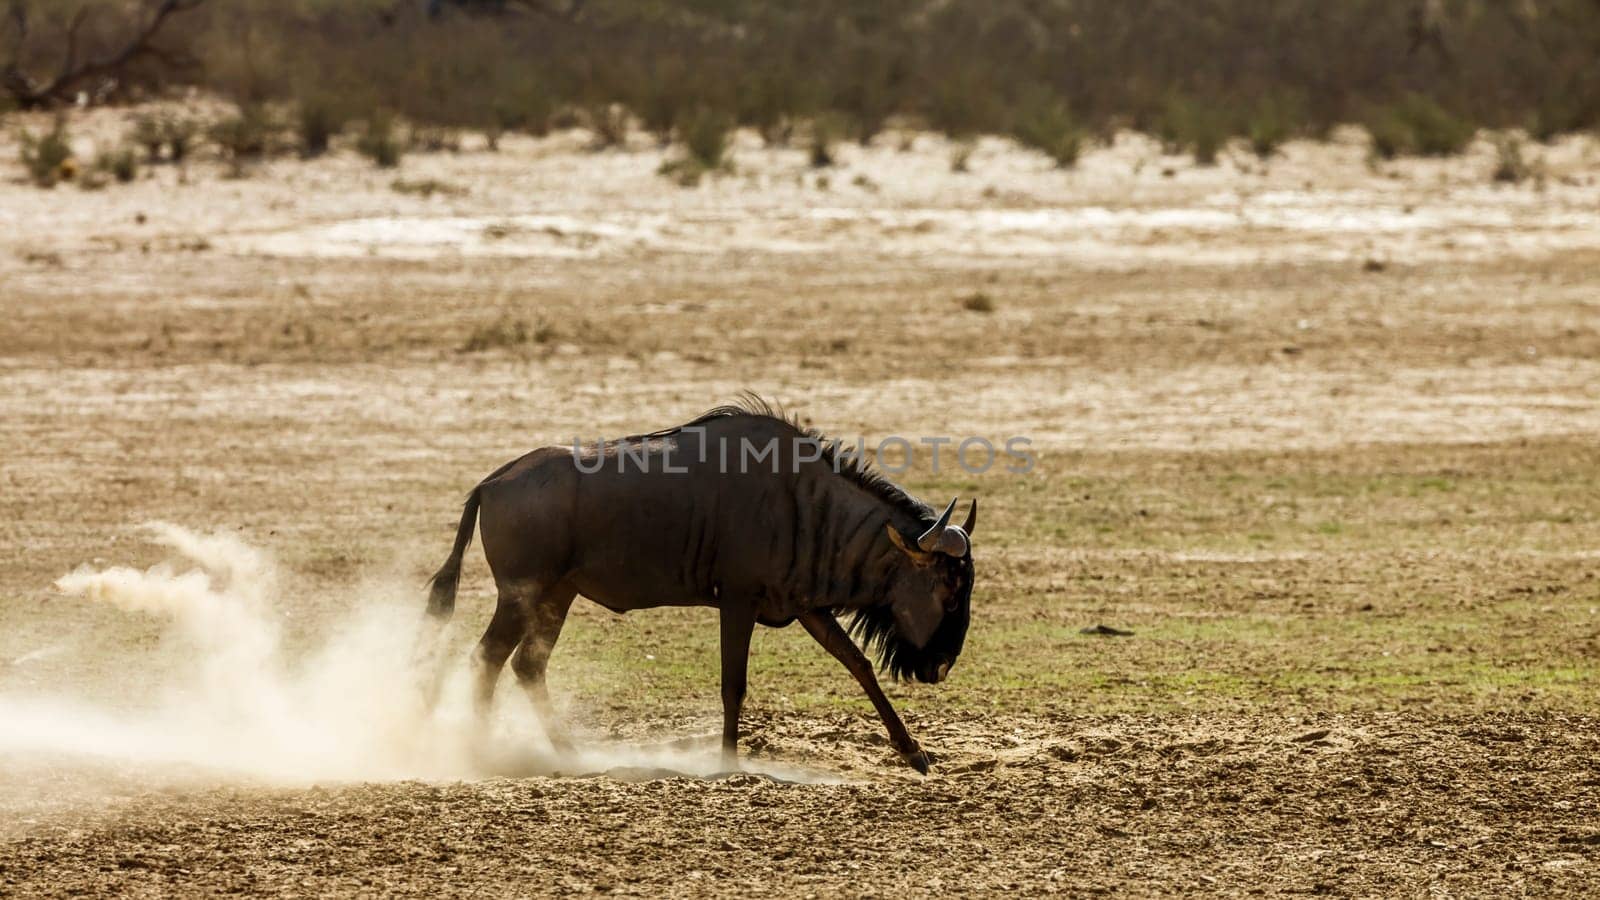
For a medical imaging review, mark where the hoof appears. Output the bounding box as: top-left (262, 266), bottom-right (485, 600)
top-left (902, 747), bottom-right (932, 775)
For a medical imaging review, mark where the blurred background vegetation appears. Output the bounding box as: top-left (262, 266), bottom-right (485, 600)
top-left (4, 0), bottom-right (1600, 167)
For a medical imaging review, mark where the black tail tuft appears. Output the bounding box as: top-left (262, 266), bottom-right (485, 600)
top-left (425, 568), bottom-right (461, 619)
top-left (425, 487), bottom-right (481, 621)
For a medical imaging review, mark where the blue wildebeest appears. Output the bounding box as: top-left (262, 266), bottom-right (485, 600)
top-left (424, 400), bottom-right (976, 773)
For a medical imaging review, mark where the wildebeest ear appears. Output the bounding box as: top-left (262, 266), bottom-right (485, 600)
top-left (891, 591), bottom-right (943, 648)
top-left (885, 524), bottom-right (936, 568)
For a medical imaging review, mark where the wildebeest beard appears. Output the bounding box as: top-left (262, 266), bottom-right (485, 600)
top-left (846, 554), bottom-right (973, 683)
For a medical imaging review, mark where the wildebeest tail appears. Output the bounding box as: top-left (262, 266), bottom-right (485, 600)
top-left (425, 487), bottom-right (482, 620)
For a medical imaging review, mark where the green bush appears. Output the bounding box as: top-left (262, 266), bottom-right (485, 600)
top-left (925, 67), bottom-right (997, 139)
top-left (486, 76), bottom-right (554, 148)
top-left (1012, 92), bottom-right (1085, 168)
top-left (163, 116), bottom-right (199, 162)
top-left (210, 104), bottom-right (280, 173)
top-left (1406, 96), bottom-right (1475, 156)
top-left (834, 48), bottom-right (903, 145)
top-left (1528, 93), bottom-right (1595, 143)
top-left (132, 114), bottom-right (165, 160)
top-left (807, 115), bottom-right (843, 168)
top-left (1366, 95), bottom-right (1475, 159)
top-left (738, 68), bottom-right (808, 147)
top-left (129, 114), bottom-right (199, 164)
top-left (633, 61), bottom-right (695, 146)
top-left (1491, 134), bottom-right (1532, 183)
top-left (296, 94), bottom-right (348, 158)
top-left (682, 107), bottom-right (733, 170)
top-left (95, 145), bottom-right (140, 183)
top-left (19, 116), bottom-right (74, 187)
top-left (1159, 95), bottom-right (1231, 165)
top-left (410, 127), bottom-right (461, 153)
top-left (357, 111), bottom-right (402, 168)
top-left (949, 140), bottom-right (974, 173)
top-left (1246, 93), bottom-right (1302, 159)
top-left (1365, 108), bottom-right (1414, 160)
top-left (658, 106), bottom-right (734, 186)
top-left (586, 103), bottom-right (630, 150)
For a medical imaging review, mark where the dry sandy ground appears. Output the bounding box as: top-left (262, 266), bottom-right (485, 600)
top-left (1, 106), bottom-right (1598, 896)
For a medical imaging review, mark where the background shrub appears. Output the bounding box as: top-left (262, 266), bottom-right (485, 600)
top-left (1011, 90), bottom-right (1085, 168)
top-left (210, 104), bottom-right (280, 173)
top-left (807, 114), bottom-right (845, 168)
top-left (1367, 95), bottom-right (1476, 159)
top-left (659, 106), bottom-right (734, 186)
top-left (585, 103), bottom-right (630, 150)
top-left (1246, 92), bottom-right (1303, 159)
top-left (356, 111), bottom-right (402, 168)
top-left (10, 1), bottom-right (1600, 163)
top-left (1159, 95), bottom-right (1231, 165)
top-left (296, 93), bottom-right (349, 158)
top-left (19, 116), bottom-right (73, 187)
top-left (95, 145), bottom-right (140, 183)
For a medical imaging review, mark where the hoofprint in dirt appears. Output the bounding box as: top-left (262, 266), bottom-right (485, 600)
top-left (2, 105), bottom-right (1599, 896)
top-left (3, 712), bottom-right (1597, 897)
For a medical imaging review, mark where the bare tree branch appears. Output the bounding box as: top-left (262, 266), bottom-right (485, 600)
top-left (6, 0), bottom-right (206, 108)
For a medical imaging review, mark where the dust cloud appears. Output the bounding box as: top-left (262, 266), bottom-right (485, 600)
top-left (0, 524), bottom-right (827, 795)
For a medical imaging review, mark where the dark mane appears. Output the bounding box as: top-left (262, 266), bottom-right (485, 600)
top-left (847, 602), bottom-right (918, 681)
top-left (647, 392), bottom-right (937, 528)
top-left (845, 550), bottom-right (974, 682)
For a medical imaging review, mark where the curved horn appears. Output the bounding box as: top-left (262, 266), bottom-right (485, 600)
top-left (917, 497), bottom-right (959, 552)
top-left (961, 498), bottom-right (977, 537)
top-left (934, 528), bottom-right (970, 557)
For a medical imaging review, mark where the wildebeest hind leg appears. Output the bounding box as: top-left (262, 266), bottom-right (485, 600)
top-left (472, 588), bottom-right (529, 721)
top-left (509, 582), bottom-right (578, 753)
top-left (798, 610), bottom-right (932, 775)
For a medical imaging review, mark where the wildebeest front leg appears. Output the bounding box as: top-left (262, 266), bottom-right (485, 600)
top-left (718, 600), bottom-right (757, 767)
top-left (798, 611), bottom-right (932, 774)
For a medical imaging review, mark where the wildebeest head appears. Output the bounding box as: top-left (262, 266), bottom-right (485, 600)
top-left (850, 497), bottom-right (977, 684)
